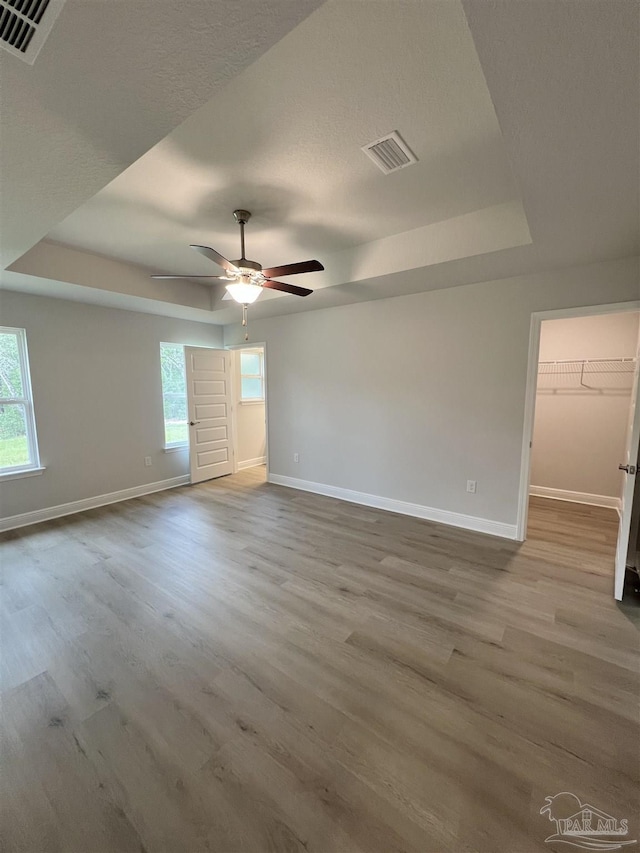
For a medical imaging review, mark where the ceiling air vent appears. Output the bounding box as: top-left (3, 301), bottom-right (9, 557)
top-left (0, 0), bottom-right (66, 64)
top-left (361, 130), bottom-right (418, 175)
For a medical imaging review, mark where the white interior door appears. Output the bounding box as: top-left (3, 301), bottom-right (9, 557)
top-left (185, 347), bottom-right (234, 484)
top-left (614, 337), bottom-right (640, 600)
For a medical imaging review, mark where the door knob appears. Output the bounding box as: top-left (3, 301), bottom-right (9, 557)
top-left (189, 421), bottom-right (200, 426)
top-left (619, 464), bottom-right (637, 474)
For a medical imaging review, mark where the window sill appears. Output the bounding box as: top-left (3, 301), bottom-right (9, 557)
top-left (0, 466), bottom-right (46, 482)
top-left (164, 444), bottom-right (188, 453)
top-left (240, 399), bottom-right (265, 406)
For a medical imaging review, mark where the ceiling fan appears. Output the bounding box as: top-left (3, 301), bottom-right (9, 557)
top-left (151, 210), bottom-right (324, 307)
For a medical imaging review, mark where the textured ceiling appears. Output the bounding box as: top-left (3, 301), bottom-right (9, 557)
top-left (43, 0), bottom-right (521, 270)
top-left (0, 0), bottom-right (323, 270)
top-left (2, 0), bottom-right (639, 326)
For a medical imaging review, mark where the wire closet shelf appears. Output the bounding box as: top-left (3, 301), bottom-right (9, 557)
top-left (537, 356), bottom-right (637, 392)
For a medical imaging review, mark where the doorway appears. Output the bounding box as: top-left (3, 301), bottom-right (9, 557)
top-left (181, 344), bottom-right (268, 484)
top-left (228, 344), bottom-right (267, 475)
top-left (517, 302), bottom-right (640, 599)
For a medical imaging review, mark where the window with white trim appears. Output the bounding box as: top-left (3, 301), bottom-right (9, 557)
top-left (0, 327), bottom-right (41, 474)
top-left (240, 349), bottom-right (264, 401)
top-left (160, 343), bottom-right (188, 448)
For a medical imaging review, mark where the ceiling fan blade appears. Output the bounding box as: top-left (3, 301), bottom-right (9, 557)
top-left (261, 260), bottom-right (324, 278)
top-left (263, 279), bottom-right (313, 297)
top-left (190, 245), bottom-right (238, 273)
top-left (151, 274), bottom-right (230, 280)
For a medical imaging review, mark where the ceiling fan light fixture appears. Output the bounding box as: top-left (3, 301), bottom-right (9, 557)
top-left (225, 281), bottom-right (262, 304)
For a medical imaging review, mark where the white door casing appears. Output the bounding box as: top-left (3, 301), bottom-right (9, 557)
top-left (185, 347), bottom-right (234, 484)
top-left (614, 328), bottom-right (640, 600)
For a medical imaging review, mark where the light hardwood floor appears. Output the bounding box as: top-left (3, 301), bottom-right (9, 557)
top-left (1, 471), bottom-right (638, 852)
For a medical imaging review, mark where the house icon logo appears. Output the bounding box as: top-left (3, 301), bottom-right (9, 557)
top-left (540, 792), bottom-right (636, 850)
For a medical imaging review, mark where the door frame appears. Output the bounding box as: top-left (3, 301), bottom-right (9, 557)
top-left (516, 300), bottom-right (640, 543)
top-left (225, 342), bottom-right (269, 477)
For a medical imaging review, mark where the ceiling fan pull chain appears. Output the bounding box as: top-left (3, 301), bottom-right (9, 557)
top-left (242, 303), bottom-right (249, 341)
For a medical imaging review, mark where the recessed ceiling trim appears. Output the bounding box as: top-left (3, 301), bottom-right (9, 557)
top-left (0, 0), bottom-right (66, 63)
top-left (361, 130), bottom-right (418, 174)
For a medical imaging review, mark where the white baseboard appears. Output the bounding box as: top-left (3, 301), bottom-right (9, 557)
top-left (237, 456), bottom-right (266, 471)
top-left (268, 473), bottom-right (518, 540)
top-left (0, 475), bottom-right (190, 532)
top-left (529, 485), bottom-right (622, 512)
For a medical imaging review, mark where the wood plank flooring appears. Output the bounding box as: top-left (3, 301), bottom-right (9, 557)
top-left (1, 470), bottom-right (639, 852)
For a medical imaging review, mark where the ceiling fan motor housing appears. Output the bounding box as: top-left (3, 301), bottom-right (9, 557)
top-left (233, 258), bottom-right (262, 273)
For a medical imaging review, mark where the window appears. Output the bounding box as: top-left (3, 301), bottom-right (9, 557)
top-left (0, 327), bottom-right (41, 475)
top-left (240, 349), bottom-right (264, 401)
top-left (160, 343), bottom-right (188, 447)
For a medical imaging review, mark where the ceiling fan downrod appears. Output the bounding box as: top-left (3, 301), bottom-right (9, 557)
top-left (233, 209), bottom-right (251, 261)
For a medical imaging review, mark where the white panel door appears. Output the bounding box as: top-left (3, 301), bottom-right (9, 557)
top-left (614, 337), bottom-right (640, 600)
top-left (185, 347), bottom-right (234, 484)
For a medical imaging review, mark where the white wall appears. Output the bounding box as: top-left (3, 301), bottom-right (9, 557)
top-left (0, 291), bottom-right (222, 520)
top-left (232, 348), bottom-right (266, 468)
top-left (530, 313), bottom-right (639, 502)
top-left (224, 257), bottom-right (639, 534)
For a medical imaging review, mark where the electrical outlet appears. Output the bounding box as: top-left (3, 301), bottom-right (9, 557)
top-left (293, 453), bottom-right (300, 463)
top-left (466, 480), bottom-right (477, 494)
top-left (144, 456), bottom-right (152, 467)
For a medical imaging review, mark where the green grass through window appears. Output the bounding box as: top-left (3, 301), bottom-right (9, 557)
top-left (165, 422), bottom-right (188, 445)
top-left (0, 435), bottom-right (29, 468)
